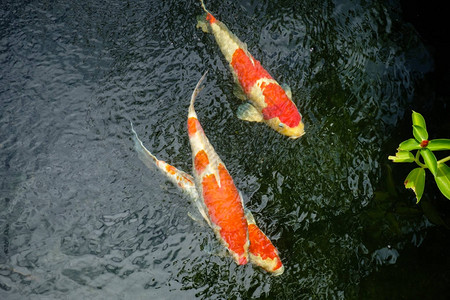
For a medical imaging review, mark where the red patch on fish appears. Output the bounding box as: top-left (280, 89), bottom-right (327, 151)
top-left (260, 82), bottom-right (301, 127)
top-left (202, 164), bottom-right (248, 264)
top-left (206, 13), bottom-right (217, 24)
top-left (165, 165), bottom-right (177, 175)
top-left (248, 223), bottom-right (283, 270)
top-left (194, 150), bottom-right (209, 175)
top-left (188, 117), bottom-right (201, 137)
top-left (230, 48), bottom-right (271, 94)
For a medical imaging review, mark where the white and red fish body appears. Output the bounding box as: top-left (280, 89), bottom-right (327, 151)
top-left (187, 72), bottom-right (250, 265)
top-left (130, 74), bottom-right (284, 275)
top-left (197, 0), bottom-right (305, 139)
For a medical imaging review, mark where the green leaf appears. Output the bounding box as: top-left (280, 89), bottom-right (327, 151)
top-left (421, 148), bottom-right (438, 176)
top-left (398, 138), bottom-right (421, 151)
top-left (413, 125), bottom-right (428, 141)
top-left (404, 167), bottom-right (425, 203)
top-left (388, 150), bottom-right (415, 163)
top-left (427, 139), bottom-right (450, 151)
top-left (435, 163), bottom-right (450, 200)
top-left (412, 111), bottom-right (426, 129)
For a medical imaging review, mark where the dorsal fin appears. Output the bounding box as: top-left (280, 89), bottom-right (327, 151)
top-left (281, 83), bottom-right (292, 100)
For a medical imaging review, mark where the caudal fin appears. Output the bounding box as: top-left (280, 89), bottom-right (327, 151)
top-left (188, 71), bottom-right (208, 119)
top-left (199, 0), bottom-right (209, 14)
top-left (130, 121), bottom-right (160, 170)
top-left (196, 15), bottom-right (210, 33)
top-left (196, 0), bottom-right (214, 33)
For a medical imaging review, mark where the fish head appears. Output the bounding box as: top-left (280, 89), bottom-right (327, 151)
top-left (247, 222), bottom-right (285, 275)
top-left (266, 116), bottom-right (305, 139)
top-left (258, 82), bottom-right (305, 139)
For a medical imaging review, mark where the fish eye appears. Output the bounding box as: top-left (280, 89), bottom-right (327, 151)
top-left (278, 123), bottom-right (284, 128)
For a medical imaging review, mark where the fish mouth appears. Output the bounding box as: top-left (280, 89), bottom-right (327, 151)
top-left (283, 121), bottom-right (305, 139)
top-left (289, 131), bottom-right (305, 140)
top-left (272, 265), bottom-right (285, 276)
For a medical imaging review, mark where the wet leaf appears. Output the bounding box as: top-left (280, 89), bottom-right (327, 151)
top-left (413, 125), bottom-right (428, 142)
top-left (388, 150), bottom-right (414, 163)
top-left (398, 138), bottom-right (421, 151)
top-left (427, 139), bottom-right (450, 151)
top-left (412, 111), bottom-right (426, 129)
top-left (435, 163), bottom-right (450, 200)
top-left (421, 148), bottom-right (437, 177)
top-left (404, 167), bottom-right (425, 203)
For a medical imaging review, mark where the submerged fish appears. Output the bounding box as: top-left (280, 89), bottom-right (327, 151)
top-left (197, 0), bottom-right (305, 139)
top-left (187, 71), bottom-right (249, 265)
top-left (130, 74), bottom-right (284, 275)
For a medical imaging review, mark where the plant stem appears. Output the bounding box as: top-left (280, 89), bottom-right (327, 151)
top-left (415, 150), bottom-right (427, 168)
top-left (437, 155), bottom-right (450, 165)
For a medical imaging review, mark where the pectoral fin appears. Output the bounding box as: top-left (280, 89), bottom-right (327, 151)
top-left (233, 85), bottom-right (247, 101)
top-left (237, 103), bottom-right (264, 122)
top-left (193, 198), bottom-right (213, 227)
top-left (281, 83), bottom-right (292, 100)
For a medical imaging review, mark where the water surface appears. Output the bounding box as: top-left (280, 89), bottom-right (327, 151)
top-left (1, 0), bottom-right (445, 299)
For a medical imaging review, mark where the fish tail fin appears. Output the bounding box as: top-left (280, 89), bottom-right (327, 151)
top-left (199, 0), bottom-right (209, 14)
top-left (130, 121), bottom-right (159, 169)
top-left (196, 14), bottom-right (210, 33)
top-left (188, 71), bottom-right (208, 119)
top-left (197, 0), bottom-right (216, 33)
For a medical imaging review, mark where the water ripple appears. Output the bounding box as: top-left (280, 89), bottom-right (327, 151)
top-left (0, 0), bottom-right (436, 298)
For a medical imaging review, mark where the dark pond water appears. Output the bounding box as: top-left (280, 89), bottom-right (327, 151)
top-left (1, 0), bottom-right (449, 299)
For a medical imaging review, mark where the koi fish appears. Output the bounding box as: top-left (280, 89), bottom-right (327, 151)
top-left (129, 74), bottom-right (284, 274)
top-left (187, 71), bottom-right (249, 265)
top-left (197, 0), bottom-right (305, 139)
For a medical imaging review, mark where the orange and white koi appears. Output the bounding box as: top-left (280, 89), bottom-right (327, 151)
top-left (197, 0), bottom-right (305, 139)
top-left (188, 71), bottom-right (250, 265)
top-left (131, 117), bottom-right (283, 274)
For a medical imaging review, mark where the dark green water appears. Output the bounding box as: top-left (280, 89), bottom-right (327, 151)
top-left (1, 0), bottom-right (449, 299)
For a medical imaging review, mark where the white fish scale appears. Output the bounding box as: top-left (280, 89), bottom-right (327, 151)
top-left (210, 21), bottom-right (241, 63)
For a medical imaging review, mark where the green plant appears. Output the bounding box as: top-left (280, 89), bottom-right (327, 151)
top-left (388, 111), bottom-right (450, 203)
